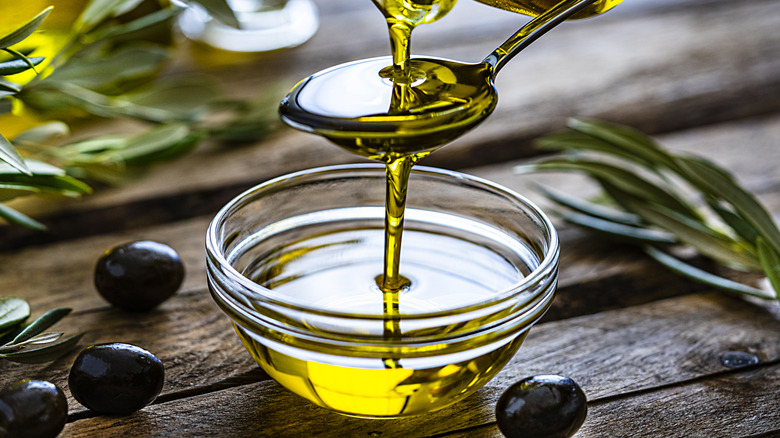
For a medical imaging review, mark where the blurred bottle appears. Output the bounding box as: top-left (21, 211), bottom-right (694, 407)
top-left (177, 0), bottom-right (319, 52)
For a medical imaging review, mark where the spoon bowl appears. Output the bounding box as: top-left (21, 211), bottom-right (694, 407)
top-left (280, 0), bottom-right (601, 162)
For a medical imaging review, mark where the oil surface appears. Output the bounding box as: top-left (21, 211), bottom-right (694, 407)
top-left (271, 0), bottom-right (608, 416)
top-left (232, 206), bottom-right (542, 416)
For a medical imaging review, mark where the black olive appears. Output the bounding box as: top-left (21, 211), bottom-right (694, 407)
top-left (495, 375), bottom-right (587, 438)
top-left (0, 379), bottom-right (68, 438)
top-left (94, 240), bottom-right (185, 311)
top-left (68, 343), bottom-right (165, 415)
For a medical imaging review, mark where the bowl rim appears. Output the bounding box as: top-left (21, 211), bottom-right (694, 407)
top-left (206, 163), bottom-right (559, 320)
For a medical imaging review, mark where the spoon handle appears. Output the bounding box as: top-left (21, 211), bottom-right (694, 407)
top-left (484, 0), bottom-right (600, 78)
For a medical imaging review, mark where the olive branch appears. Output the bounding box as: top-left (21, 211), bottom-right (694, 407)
top-left (517, 118), bottom-right (780, 300)
top-left (0, 296), bottom-right (83, 364)
top-left (0, 0), bottom-right (278, 229)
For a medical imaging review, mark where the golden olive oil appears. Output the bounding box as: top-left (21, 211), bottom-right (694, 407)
top-left (236, 323), bottom-right (526, 417)
top-left (234, 219), bottom-right (538, 417)
top-left (474, 0), bottom-right (621, 18)
top-left (269, 0), bottom-right (613, 416)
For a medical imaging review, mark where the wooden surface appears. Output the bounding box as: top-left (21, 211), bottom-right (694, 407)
top-left (1, 0), bottom-right (779, 436)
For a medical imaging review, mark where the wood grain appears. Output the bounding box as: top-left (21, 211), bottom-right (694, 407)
top-left (1, 0), bottom-right (778, 249)
top-left (445, 365), bottom-right (780, 438)
top-left (1, 1), bottom-right (778, 436)
top-left (57, 293), bottom-right (780, 437)
top-left (0, 217), bottom-right (713, 412)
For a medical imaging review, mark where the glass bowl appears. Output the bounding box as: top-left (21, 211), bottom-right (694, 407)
top-left (206, 164), bottom-right (559, 418)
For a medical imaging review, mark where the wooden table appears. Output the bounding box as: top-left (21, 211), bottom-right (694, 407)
top-left (2, 0), bottom-right (779, 436)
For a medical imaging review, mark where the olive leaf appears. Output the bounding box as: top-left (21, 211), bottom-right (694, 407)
top-left (0, 0), bottom-right (277, 229)
top-left (523, 118), bottom-right (780, 300)
top-left (36, 45), bottom-right (170, 95)
top-left (0, 203), bottom-right (47, 230)
top-left (12, 121), bottom-right (70, 145)
top-left (524, 158), bottom-right (699, 219)
top-left (552, 207), bottom-right (678, 244)
top-left (0, 7), bottom-right (53, 49)
top-left (0, 133), bottom-right (32, 175)
top-left (0, 56), bottom-right (45, 75)
top-left (0, 332), bottom-right (85, 364)
top-left (0, 297), bottom-right (83, 364)
top-left (8, 308), bottom-right (72, 345)
top-left (675, 155), bottom-right (780, 256)
top-left (0, 160), bottom-right (92, 198)
top-left (532, 183), bottom-right (645, 227)
top-left (0, 297), bottom-right (30, 332)
top-left (757, 237), bottom-right (780, 299)
top-left (644, 246), bottom-right (773, 299)
top-left (74, 0), bottom-right (146, 34)
top-left (85, 7), bottom-right (180, 43)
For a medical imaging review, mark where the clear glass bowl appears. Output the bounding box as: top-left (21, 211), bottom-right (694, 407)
top-left (206, 164), bottom-right (559, 418)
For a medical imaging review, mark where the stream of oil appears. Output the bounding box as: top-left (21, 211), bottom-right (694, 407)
top-left (268, 0), bottom-right (620, 416)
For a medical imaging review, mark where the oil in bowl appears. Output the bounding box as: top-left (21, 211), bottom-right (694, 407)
top-left (206, 164), bottom-right (558, 418)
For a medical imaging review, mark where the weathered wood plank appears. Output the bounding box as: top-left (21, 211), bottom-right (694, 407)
top-left (0, 217), bottom-right (711, 414)
top-left (0, 285), bottom-right (267, 418)
top-left (448, 364), bottom-right (780, 438)
top-left (1, 112), bottom-right (777, 412)
top-left (9, 108), bottom-right (779, 313)
top-left (1, 0), bottom-right (777, 248)
top-left (58, 293), bottom-right (780, 437)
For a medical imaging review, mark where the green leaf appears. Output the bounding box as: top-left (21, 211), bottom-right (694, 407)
top-left (0, 56), bottom-right (44, 75)
top-left (567, 118), bottom-right (678, 170)
top-left (12, 121), bottom-right (70, 145)
top-left (0, 297), bottom-right (30, 331)
top-left (0, 159), bottom-right (68, 176)
top-left (75, 0), bottom-right (144, 33)
top-left (124, 76), bottom-right (219, 120)
top-left (0, 78), bottom-right (22, 93)
top-left (87, 7), bottom-right (179, 42)
top-left (707, 199), bottom-right (760, 248)
top-left (58, 138), bottom-right (128, 164)
top-left (0, 133), bottom-right (32, 175)
top-left (0, 7), bottom-right (53, 49)
top-left (190, 0), bottom-right (241, 28)
top-left (625, 197), bottom-right (761, 271)
top-left (0, 164), bottom-right (92, 198)
top-left (9, 308), bottom-right (72, 344)
top-left (111, 123), bottom-right (192, 163)
top-left (0, 332), bottom-right (84, 364)
top-left (644, 246), bottom-right (774, 300)
top-left (22, 332), bottom-right (64, 345)
top-left (676, 155), bottom-right (780, 257)
top-left (555, 208), bottom-right (678, 244)
top-left (66, 161), bottom-right (129, 185)
top-left (757, 237), bottom-right (780, 299)
top-left (534, 183), bottom-right (644, 226)
top-left (44, 45), bottom-right (169, 93)
top-left (0, 202), bottom-right (47, 230)
top-left (0, 332), bottom-right (64, 353)
top-left (523, 159), bottom-right (698, 219)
